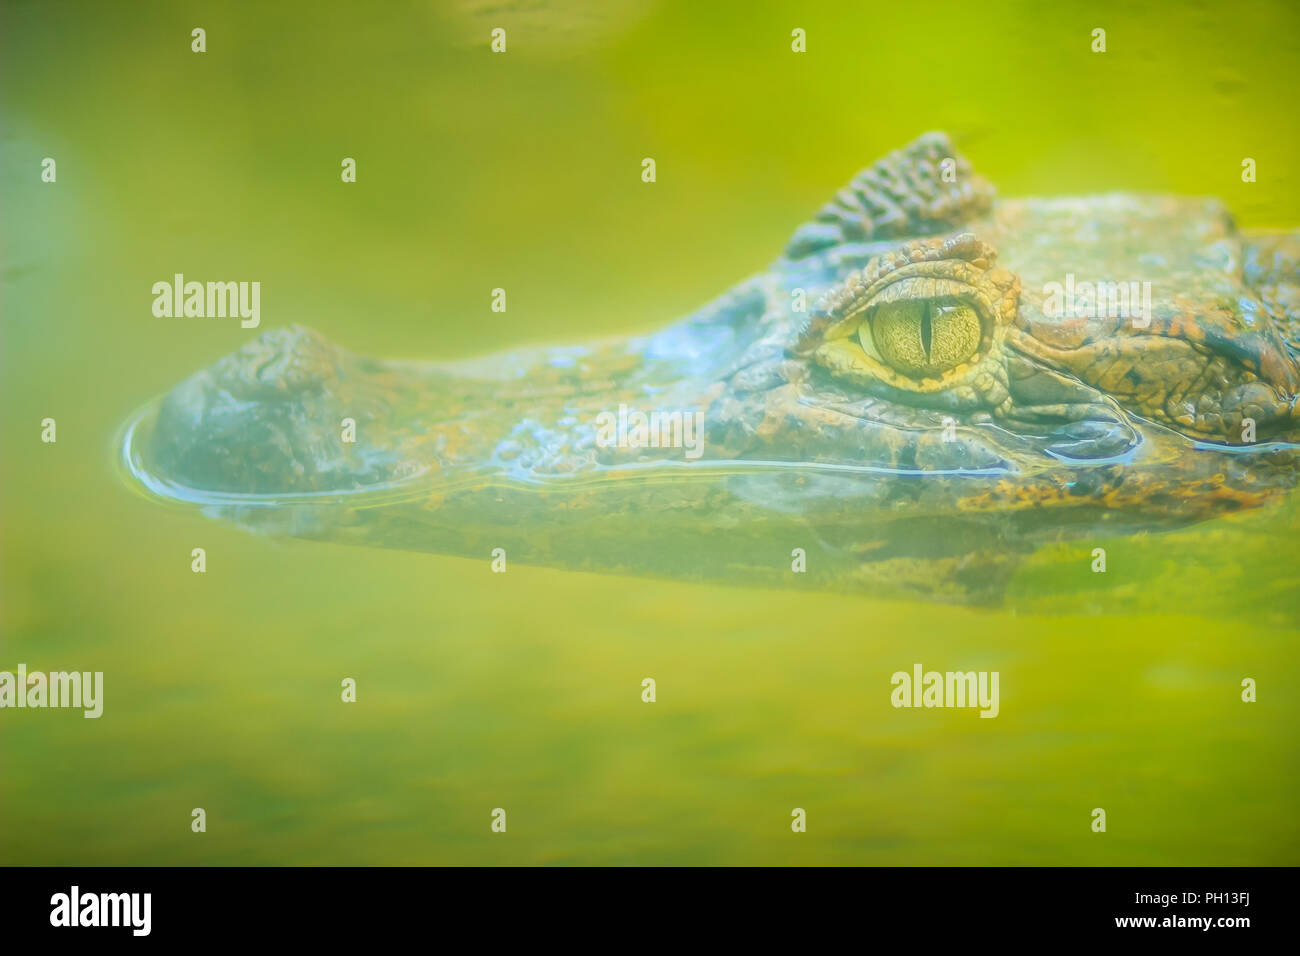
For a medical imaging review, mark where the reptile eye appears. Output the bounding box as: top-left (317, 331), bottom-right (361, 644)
top-left (795, 233), bottom-right (1019, 395)
top-left (861, 298), bottom-right (982, 378)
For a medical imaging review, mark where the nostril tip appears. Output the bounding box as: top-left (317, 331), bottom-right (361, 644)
top-left (133, 326), bottom-right (434, 499)
top-left (216, 325), bottom-right (349, 397)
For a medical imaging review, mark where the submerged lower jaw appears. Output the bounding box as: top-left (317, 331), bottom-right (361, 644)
top-left (119, 400), bottom-right (444, 507)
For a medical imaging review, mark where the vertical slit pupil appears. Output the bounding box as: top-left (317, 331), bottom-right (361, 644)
top-left (921, 301), bottom-right (933, 360)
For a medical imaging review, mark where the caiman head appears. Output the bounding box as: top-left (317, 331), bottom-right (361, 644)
top-left (122, 132), bottom-right (1300, 602)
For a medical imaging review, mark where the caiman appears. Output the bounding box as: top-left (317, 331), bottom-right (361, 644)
top-left (120, 132), bottom-right (1300, 602)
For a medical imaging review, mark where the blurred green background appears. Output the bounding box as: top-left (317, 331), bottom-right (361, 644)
top-left (2, 0), bottom-right (1298, 864)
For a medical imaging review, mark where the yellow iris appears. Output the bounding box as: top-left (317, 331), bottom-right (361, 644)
top-left (862, 299), bottom-right (981, 377)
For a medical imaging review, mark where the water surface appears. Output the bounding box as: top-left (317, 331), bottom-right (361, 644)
top-left (2, 0), bottom-right (1298, 864)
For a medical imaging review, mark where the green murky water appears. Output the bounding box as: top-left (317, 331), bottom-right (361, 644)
top-left (3, 0), bottom-right (1298, 864)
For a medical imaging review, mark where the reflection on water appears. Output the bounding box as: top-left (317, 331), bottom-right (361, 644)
top-left (2, 0), bottom-right (1299, 864)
